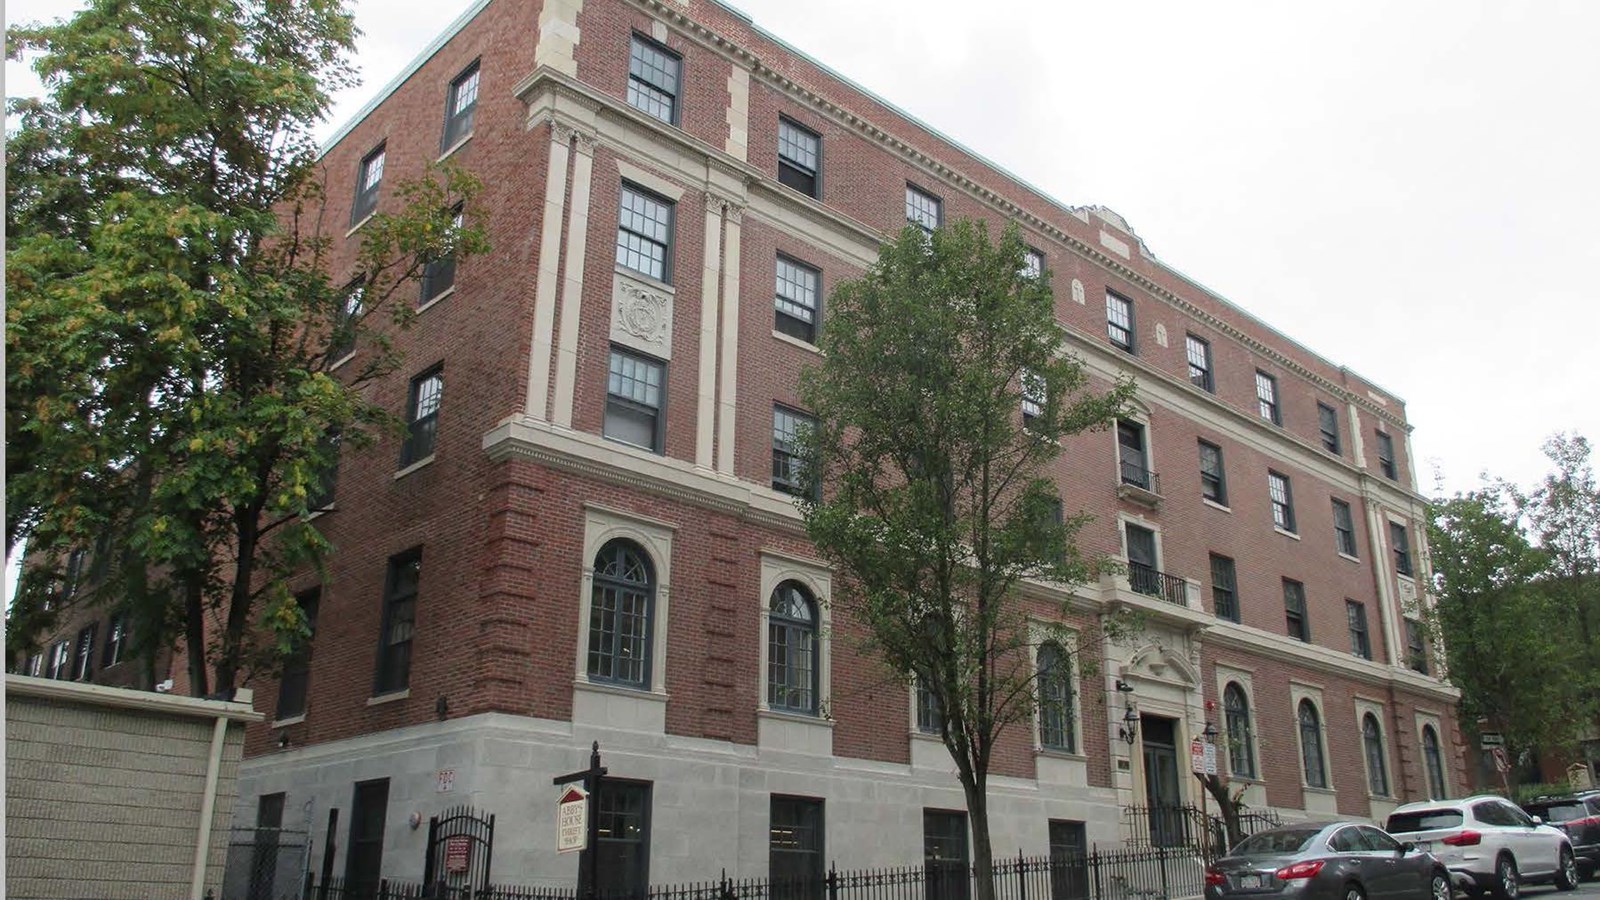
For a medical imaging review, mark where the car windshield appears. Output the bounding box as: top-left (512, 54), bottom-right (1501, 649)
top-left (1233, 828), bottom-right (1322, 855)
top-left (1387, 810), bottom-right (1464, 833)
top-left (1525, 802), bottom-right (1585, 822)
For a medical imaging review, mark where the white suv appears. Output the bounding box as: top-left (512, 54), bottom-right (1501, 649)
top-left (1387, 795), bottom-right (1580, 899)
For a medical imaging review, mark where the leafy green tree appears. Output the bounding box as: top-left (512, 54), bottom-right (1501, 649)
top-left (800, 220), bottom-right (1133, 900)
top-left (1523, 433), bottom-right (1600, 736)
top-left (6, 0), bottom-right (487, 696)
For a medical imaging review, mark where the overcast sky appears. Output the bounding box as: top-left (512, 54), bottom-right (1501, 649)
top-left (8, 0), bottom-right (1599, 498)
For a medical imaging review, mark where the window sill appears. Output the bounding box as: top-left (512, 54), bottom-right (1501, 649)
top-left (308, 504), bottom-right (334, 521)
top-left (613, 263), bottom-right (675, 295)
top-left (758, 707), bottom-right (833, 727)
top-left (394, 455), bottom-right (436, 480)
top-left (1201, 498), bottom-right (1231, 513)
top-left (329, 351), bottom-right (356, 372)
top-left (601, 433), bottom-right (664, 457)
top-left (1274, 527), bottom-right (1301, 541)
top-left (771, 329), bottom-right (823, 355)
top-left (1227, 775), bottom-right (1265, 786)
top-left (345, 213), bottom-right (375, 239)
top-left (437, 134), bottom-right (473, 163)
top-left (1338, 552), bottom-right (1360, 564)
top-left (367, 689), bottom-right (409, 706)
top-left (417, 286), bottom-right (456, 316)
top-left (271, 714), bottom-right (306, 729)
top-left (1301, 785), bottom-right (1337, 795)
top-left (1035, 747), bottom-right (1088, 762)
top-left (910, 730), bottom-right (945, 744)
top-left (1396, 573), bottom-right (1416, 585)
top-left (573, 677), bottom-right (669, 703)
top-left (1368, 793), bottom-right (1398, 802)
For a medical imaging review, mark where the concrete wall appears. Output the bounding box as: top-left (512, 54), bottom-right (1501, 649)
top-left (5, 676), bottom-right (261, 900)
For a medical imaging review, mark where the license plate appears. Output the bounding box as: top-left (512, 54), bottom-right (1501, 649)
top-left (1241, 875), bottom-right (1262, 889)
top-left (1415, 842), bottom-right (1431, 852)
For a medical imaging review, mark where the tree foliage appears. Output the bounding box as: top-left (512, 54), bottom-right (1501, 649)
top-left (6, 0), bottom-right (488, 696)
top-left (800, 220), bottom-right (1133, 900)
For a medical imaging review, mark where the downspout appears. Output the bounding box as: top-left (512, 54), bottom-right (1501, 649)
top-left (190, 688), bottom-right (248, 900)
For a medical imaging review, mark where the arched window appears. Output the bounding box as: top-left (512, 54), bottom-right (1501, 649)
top-left (1037, 642), bottom-right (1075, 752)
top-left (588, 540), bottom-right (654, 688)
top-left (768, 581), bottom-right (819, 714)
top-left (1298, 699), bottom-right (1327, 789)
top-left (1363, 714), bottom-right (1390, 796)
top-left (1224, 683), bottom-right (1256, 778)
top-left (1422, 725), bottom-right (1447, 799)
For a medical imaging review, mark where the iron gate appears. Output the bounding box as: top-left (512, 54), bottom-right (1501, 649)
top-left (422, 805), bottom-right (496, 897)
top-left (220, 824), bottom-right (312, 900)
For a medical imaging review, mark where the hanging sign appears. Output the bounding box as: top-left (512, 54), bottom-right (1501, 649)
top-left (557, 785), bottom-right (589, 853)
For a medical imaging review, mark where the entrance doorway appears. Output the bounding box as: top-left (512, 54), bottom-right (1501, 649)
top-left (1141, 715), bottom-right (1184, 847)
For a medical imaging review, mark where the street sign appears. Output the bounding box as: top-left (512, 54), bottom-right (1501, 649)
top-left (1491, 747), bottom-right (1510, 774)
top-left (1480, 732), bottom-right (1505, 749)
top-left (444, 835), bottom-right (470, 873)
top-left (557, 785), bottom-right (589, 853)
top-left (1190, 739), bottom-right (1206, 774)
top-left (1202, 741), bottom-right (1218, 776)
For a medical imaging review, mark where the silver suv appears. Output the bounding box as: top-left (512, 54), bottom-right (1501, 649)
top-left (1387, 795), bottom-right (1580, 898)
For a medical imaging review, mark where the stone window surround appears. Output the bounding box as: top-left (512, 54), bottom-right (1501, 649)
top-left (757, 550), bottom-right (833, 720)
top-left (1112, 400), bottom-right (1157, 488)
top-left (1116, 511), bottom-right (1166, 574)
top-left (1213, 664), bottom-right (1262, 782)
top-left (1353, 695), bottom-right (1394, 799)
top-left (1414, 710), bottom-right (1450, 795)
top-left (1289, 681), bottom-right (1334, 793)
top-left (1027, 620), bottom-right (1085, 757)
top-left (574, 503), bottom-right (676, 697)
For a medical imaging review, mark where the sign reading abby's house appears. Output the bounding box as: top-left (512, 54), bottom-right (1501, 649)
top-left (557, 785), bottom-right (588, 853)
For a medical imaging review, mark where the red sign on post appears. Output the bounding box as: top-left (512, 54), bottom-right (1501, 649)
top-left (445, 835), bottom-right (471, 873)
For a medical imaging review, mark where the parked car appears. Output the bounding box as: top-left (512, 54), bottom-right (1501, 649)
top-left (1386, 795), bottom-right (1580, 898)
top-left (1520, 791), bottom-right (1600, 880)
top-left (1205, 821), bottom-right (1450, 900)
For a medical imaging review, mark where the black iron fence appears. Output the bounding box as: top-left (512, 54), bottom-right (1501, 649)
top-left (1125, 564), bottom-right (1188, 606)
top-left (1118, 461), bottom-right (1160, 496)
top-left (1122, 804), bottom-right (1283, 860)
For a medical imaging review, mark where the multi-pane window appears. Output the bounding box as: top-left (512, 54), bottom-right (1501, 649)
top-left (770, 796), bottom-right (824, 900)
top-left (24, 653), bottom-right (43, 677)
top-left (626, 36), bottom-right (680, 124)
top-left (1022, 248), bottom-right (1045, 280)
top-left (309, 429), bottom-right (342, 511)
top-left (442, 61), bottom-right (480, 150)
top-left (616, 184), bottom-right (675, 282)
top-left (772, 406), bottom-right (815, 497)
top-left (1332, 499), bottom-right (1357, 557)
top-left (1223, 683), bottom-right (1256, 778)
top-left (1317, 403), bottom-right (1341, 454)
top-left (1255, 370), bottom-right (1280, 424)
top-left (1198, 440), bottom-right (1227, 505)
top-left (375, 550), bottom-right (420, 694)
top-left (1363, 714), bottom-right (1390, 796)
top-left (1268, 470), bottom-right (1296, 533)
top-left (1283, 578), bottom-right (1309, 642)
top-left (777, 117), bottom-right (821, 198)
top-left (1390, 522), bottom-right (1414, 577)
top-left (605, 348), bottom-right (666, 453)
top-left (351, 143), bottom-right (385, 224)
top-left (1105, 292), bottom-right (1134, 351)
top-left (1117, 421), bottom-right (1150, 490)
top-left (1376, 431), bottom-right (1397, 480)
top-left (768, 581), bottom-right (818, 714)
top-left (72, 624), bottom-right (96, 681)
top-left (419, 204), bottom-right (464, 304)
top-left (1210, 554), bottom-right (1239, 623)
top-left (1036, 642), bottom-right (1075, 753)
top-left (1422, 725), bottom-right (1446, 798)
top-left (401, 367), bottom-right (443, 466)
top-left (774, 256), bottom-right (820, 343)
top-left (923, 811), bottom-right (970, 900)
top-left (1021, 370), bottom-right (1045, 426)
top-left (588, 540), bottom-right (655, 688)
top-left (916, 675), bottom-right (943, 735)
top-left (1298, 699), bottom-right (1327, 789)
top-left (1347, 599), bottom-right (1371, 659)
top-left (1186, 334), bottom-right (1213, 391)
top-left (330, 280), bottom-right (363, 362)
top-left (596, 780), bottom-right (652, 896)
top-left (1405, 618), bottom-right (1428, 674)
top-left (47, 640), bottom-right (71, 680)
top-left (905, 184), bottom-right (941, 233)
top-left (276, 588), bottom-right (320, 720)
top-left (102, 612), bottom-right (127, 668)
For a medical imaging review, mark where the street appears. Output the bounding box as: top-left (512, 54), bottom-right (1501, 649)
top-left (1520, 882), bottom-right (1600, 900)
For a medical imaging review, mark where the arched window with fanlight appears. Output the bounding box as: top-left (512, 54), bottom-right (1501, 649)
top-left (1363, 713), bottom-right (1390, 796)
top-left (587, 540), bottom-right (655, 688)
top-left (1422, 724), bottom-right (1447, 798)
top-left (1298, 699), bottom-right (1327, 789)
top-left (768, 580), bottom-right (819, 714)
top-left (1037, 642), bottom-right (1076, 752)
top-left (1224, 683), bottom-right (1256, 778)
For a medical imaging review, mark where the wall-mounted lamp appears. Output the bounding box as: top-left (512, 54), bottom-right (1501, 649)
top-left (435, 695), bottom-right (450, 722)
top-left (1202, 721), bottom-right (1219, 743)
top-left (275, 731), bottom-right (291, 750)
top-left (1119, 704), bottom-right (1140, 745)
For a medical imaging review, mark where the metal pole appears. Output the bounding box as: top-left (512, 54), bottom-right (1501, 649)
top-left (586, 742), bottom-right (603, 900)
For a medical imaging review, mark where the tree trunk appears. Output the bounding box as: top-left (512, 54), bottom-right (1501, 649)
top-left (213, 501), bottom-right (264, 695)
top-left (1197, 774), bottom-right (1244, 849)
top-left (961, 772), bottom-right (996, 900)
top-left (183, 575), bottom-right (208, 697)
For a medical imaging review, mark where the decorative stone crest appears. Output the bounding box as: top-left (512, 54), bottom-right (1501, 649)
top-left (1071, 279), bottom-right (1086, 305)
top-left (1154, 323), bottom-right (1168, 348)
top-left (611, 273), bottom-right (675, 359)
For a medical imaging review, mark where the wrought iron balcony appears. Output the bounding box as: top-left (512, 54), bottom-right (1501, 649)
top-left (1117, 461), bottom-right (1162, 508)
top-left (1127, 562), bottom-right (1188, 606)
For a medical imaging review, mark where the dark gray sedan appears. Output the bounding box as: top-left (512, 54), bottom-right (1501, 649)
top-left (1205, 822), bottom-right (1451, 900)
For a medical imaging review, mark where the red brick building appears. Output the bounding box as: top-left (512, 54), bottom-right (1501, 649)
top-left (226, 0), bottom-right (1467, 887)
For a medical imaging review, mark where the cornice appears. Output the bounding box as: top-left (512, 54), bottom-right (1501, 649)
top-left (1204, 623), bottom-right (1460, 701)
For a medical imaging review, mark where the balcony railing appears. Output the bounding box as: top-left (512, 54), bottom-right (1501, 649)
top-left (1127, 562), bottom-right (1188, 606)
top-left (1118, 460), bottom-right (1160, 495)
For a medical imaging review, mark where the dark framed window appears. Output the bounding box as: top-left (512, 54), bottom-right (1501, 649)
top-left (1376, 431), bottom-right (1397, 480)
top-left (23, 653), bottom-right (43, 677)
top-left (770, 795), bottom-right (824, 900)
top-left (330, 280), bottom-right (363, 362)
top-left (419, 204), bottom-right (464, 304)
top-left (1405, 618), bottom-right (1428, 674)
top-left (1268, 470), bottom-right (1296, 533)
top-left (63, 547), bottom-right (87, 601)
top-left (1317, 403), bottom-right (1341, 454)
top-left (72, 624), bottom-right (96, 681)
top-left (1347, 599), bottom-right (1371, 659)
top-left (1048, 820), bottom-right (1088, 900)
top-left (1037, 642), bottom-right (1075, 752)
top-left (351, 143), bottom-right (385, 225)
top-left (1255, 370), bottom-right (1280, 424)
top-left (777, 117), bottom-right (821, 198)
top-left (1117, 420), bottom-right (1150, 489)
top-left (905, 184), bottom-right (941, 233)
top-left (442, 60), bottom-right (480, 150)
top-left (1390, 522), bottom-right (1414, 577)
top-left (1124, 523), bottom-right (1158, 597)
top-left (345, 779), bottom-right (390, 894)
top-left (616, 183), bottom-right (675, 282)
top-left (1363, 713), bottom-right (1389, 796)
top-left (374, 550), bottom-right (420, 694)
top-left (596, 780), bottom-right (652, 896)
top-left (1022, 248), bottom-right (1045, 280)
top-left (626, 35), bottom-right (680, 124)
top-left (309, 429), bottom-right (342, 512)
top-left (605, 348), bottom-right (665, 453)
top-left (1186, 334), bottom-right (1213, 392)
top-left (1332, 499), bottom-right (1357, 557)
top-left (768, 581), bottom-right (819, 714)
top-left (1198, 440), bottom-right (1227, 504)
top-left (1422, 725), bottom-right (1446, 798)
top-left (1283, 578), bottom-right (1308, 642)
top-left (915, 675), bottom-right (942, 735)
top-left (102, 612), bottom-right (128, 668)
top-left (1105, 291), bottom-right (1134, 352)
top-left (1298, 699), bottom-right (1327, 789)
top-left (47, 640), bottom-right (71, 680)
top-left (276, 588), bottom-right (321, 720)
top-left (588, 540), bottom-right (655, 688)
top-left (772, 406), bottom-right (815, 498)
top-left (401, 367), bottom-right (443, 466)
top-left (1224, 683), bottom-right (1256, 778)
top-left (1210, 554), bottom-right (1238, 622)
top-left (923, 810), bottom-right (970, 900)
top-left (1021, 370), bottom-right (1045, 426)
top-left (775, 255), bottom-right (820, 343)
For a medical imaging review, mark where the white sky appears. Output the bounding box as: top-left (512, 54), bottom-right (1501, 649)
top-left (8, 0), bottom-right (1599, 498)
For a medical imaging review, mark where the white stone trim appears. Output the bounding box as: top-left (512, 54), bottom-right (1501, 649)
top-left (615, 157), bottom-right (686, 201)
top-left (525, 127), bottom-right (572, 420)
top-left (724, 65), bottom-right (750, 161)
top-left (574, 504), bottom-right (676, 704)
top-left (695, 199), bottom-right (726, 468)
top-left (1288, 683), bottom-right (1334, 793)
top-left (534, 0), bottom-right (583, 76)
top-left (6, 674), bottom-right (262, 723)
top-left (1415, 710), bottom-right (1450, 799)
top-left (1213, 665), bottom-right (1262, 784)
top-left (1026, 621), bottom-right (1085, 757)
top-left (1116, 510), bottom-right (1166, 572)
top-left (756, 551), bottom-right (833, 722)
top-left (552, 136), bottom-right (596, 427)
top-left (715, 204), bottom-right (744, 475)
top-left (392, 455), bottom-right (436, 480)
top-left (1353, 697), bottom-right (1395, 799)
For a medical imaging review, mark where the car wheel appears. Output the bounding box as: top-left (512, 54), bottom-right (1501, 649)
top-left (1492, 855), bottom-right (1519, 900)
top-left (1555, 847), bottom-right (1579, 891)
top-left (1430, 870), bottom-right (1452, 900)
top-left (1344, 883), bottom-right (1366, 900)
